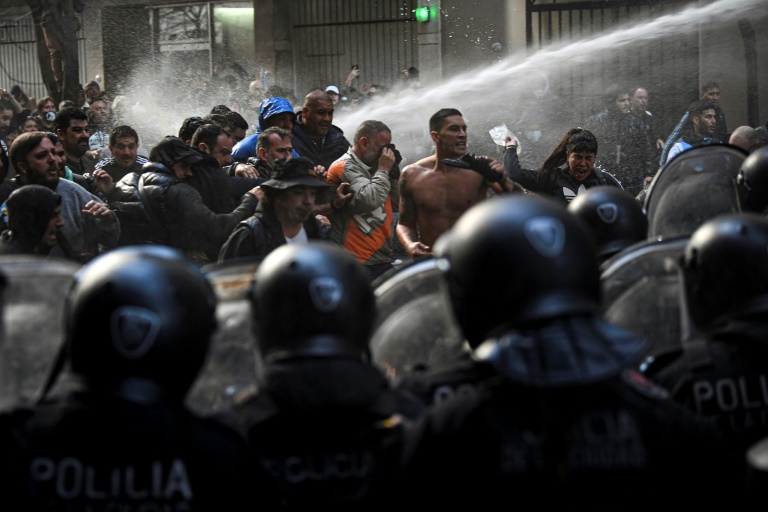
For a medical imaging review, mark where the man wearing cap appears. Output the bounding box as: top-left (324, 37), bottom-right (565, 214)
top-left (325, 85), bottom-right (341, 105)
top-left (232, 96), bottom-right (297, 162)
top-left (218, 157), bottom-right (331, 262)
top-left (109, 136), bottom-right (259, 261)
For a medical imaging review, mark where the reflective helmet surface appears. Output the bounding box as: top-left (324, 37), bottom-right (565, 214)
top-left (435, 195), bottom-right (600, 348)
top-left (568, 186), bottom-right (648, 260)
top-left (250, 242), bottom-right (375, 362)
top-left (737, 146), bottom-right (768, 213)
top-left (682, 213), bottom-right (768, 329)
top-left (66, 246), bottom-right (217, 401)
top-left (645, 144), bottom-right (745, 240)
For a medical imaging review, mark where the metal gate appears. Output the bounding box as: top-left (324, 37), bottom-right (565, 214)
top-left (0, 13), bottom-right (87, 103)
top-left (527, 0), bottom-right (699, 136)
top-left (290, 0), bottom-right (419, 98)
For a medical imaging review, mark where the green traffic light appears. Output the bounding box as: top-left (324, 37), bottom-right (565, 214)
top-left (414, 6), bottom-right (430, 22)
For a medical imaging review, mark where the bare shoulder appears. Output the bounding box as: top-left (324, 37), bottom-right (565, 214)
top-left (402, 155), bottom-right (436, 179)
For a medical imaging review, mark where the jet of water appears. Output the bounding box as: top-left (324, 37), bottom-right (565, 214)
top-left (335, 0), bottom-right (764, 166)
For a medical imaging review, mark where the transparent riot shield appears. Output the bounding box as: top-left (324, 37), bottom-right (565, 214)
top-left (186, 260), bottom-right (262, 415)
top-left (600, 238), bottom-right (696, 358)
top-left (0, 256), bottom-right (81, 410)
top-left (370, 259), bottom-right (468, 380)
top-left (644, 144), bottom-right (746, 240)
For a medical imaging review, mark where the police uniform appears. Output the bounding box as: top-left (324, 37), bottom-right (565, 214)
top-left (400, 318), bottom-right (740, 507)
top-left (0, 395), bottom-right (268, 511)
top-left (0, 246), bottom-right (275, 510)
top-left (651, 333), bottom-right (768, 454)
top-left (235, 359), bottom-right (414, 510)
top-left (240, 242), bottom-right (422, 509)
top-left (399, 196), bottom-right (741, 507)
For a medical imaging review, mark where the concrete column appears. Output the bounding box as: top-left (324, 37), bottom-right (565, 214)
top-left (83, 0), bottom-right (105, 86)
top-left (504, 0), bottom-right (527, 54)
top-left (416, 0), bottom-right (442, 83)
top-left (252, 0), bottom-right (294, 91)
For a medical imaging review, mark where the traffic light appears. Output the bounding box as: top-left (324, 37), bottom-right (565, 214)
top-left (414, 6), bottom-right (430, 22)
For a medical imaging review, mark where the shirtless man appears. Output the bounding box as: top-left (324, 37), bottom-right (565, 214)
top-left (396, 108), bottom-right (518, 257)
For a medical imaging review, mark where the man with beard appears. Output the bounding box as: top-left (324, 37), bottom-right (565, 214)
top-left (2, 132), bottom-right (119, 262)
top-left (218, 157), bottom-right (330, 262)
top-left (54, 107), bottom-right (97, 175)
top-left (396, 108), bottom-right (517, 258)
top-left (667, 100), bottom-right (719, 162)
top-left (248, 126), bottom-right (295, 180)
top-left (189, 123), bottom-right (261, 214)
top-left (661, 81), bottom-right (728, 166)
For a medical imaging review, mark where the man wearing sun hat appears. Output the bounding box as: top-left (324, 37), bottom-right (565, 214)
top-left (218, 157), bottom-right (333, 262)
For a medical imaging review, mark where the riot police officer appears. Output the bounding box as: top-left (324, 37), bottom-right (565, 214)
top-left (400, 195), bottom-right (739, 507)
top-left (567, 185), bottom-right (648, 263)
top-left (234, 242), bottom-right (421, 509)
top-left (649, 213), bottom-right (768, 455)
top-left (0, 246), bottom-right (266, 510)
top-left (736, 146), bottom-right (768, 214)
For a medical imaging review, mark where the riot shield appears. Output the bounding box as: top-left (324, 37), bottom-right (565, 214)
top-left (644, 144), bottom-right (746, 240)
top-left (600, 238), bottom-right (696, 358)
top-left (370, 259), bottom-right (468, 379)
top-left (0, 256), bottom-right (81, 411)
top-left (186, 259), bottom-right (262, 415)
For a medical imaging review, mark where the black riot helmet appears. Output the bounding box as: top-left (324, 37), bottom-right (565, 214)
top-left (435, 195), bottom-right (600, 348)
top-left (65, 246), bottom-right (218, 403)
top-left (681, 213), bottom-right (768, 330)
top-left (568, 186), bottom-right (648, 261)
top-left (737, 146), bottom-right (768, 214)
top-left (249, 242), bottom-right (376, 363)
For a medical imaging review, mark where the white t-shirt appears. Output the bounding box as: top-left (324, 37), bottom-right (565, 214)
top-left (285, 226), bottom-right (308, 244)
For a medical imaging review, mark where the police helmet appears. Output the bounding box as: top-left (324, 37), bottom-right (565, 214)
top-left (682, 213), bottom-right (768, 330)
top-left (250, 242), bottom-right (375, 363)
top-left (646, 145), bottom-right (744, 240)
top-left (66, 246), bottom-right (217, 402)
top-left (567, 186), bottom-right (648, 260)
top-left (737, 146), bottom-right (768, 214)
top-left (435, 195), bottom-right (600, 348)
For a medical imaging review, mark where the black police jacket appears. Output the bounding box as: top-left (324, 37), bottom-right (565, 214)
top-left (399, 316), bottom-right (742, 508)
top-left (233, 359), bottom-right (421, 510)
top-left (650, 323), bottom-right (768, 454)
top-left (0, 393), bottom-right (271, 510)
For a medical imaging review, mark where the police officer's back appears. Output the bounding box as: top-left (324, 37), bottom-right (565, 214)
top-left (649, 213), bottom-right (768, 455)
top-left (0, 246), bottom-right (264, 510)
top-left (234, 242), bottom-right (419, 510)
top-left (401, 195), bottom-right (738, 507)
